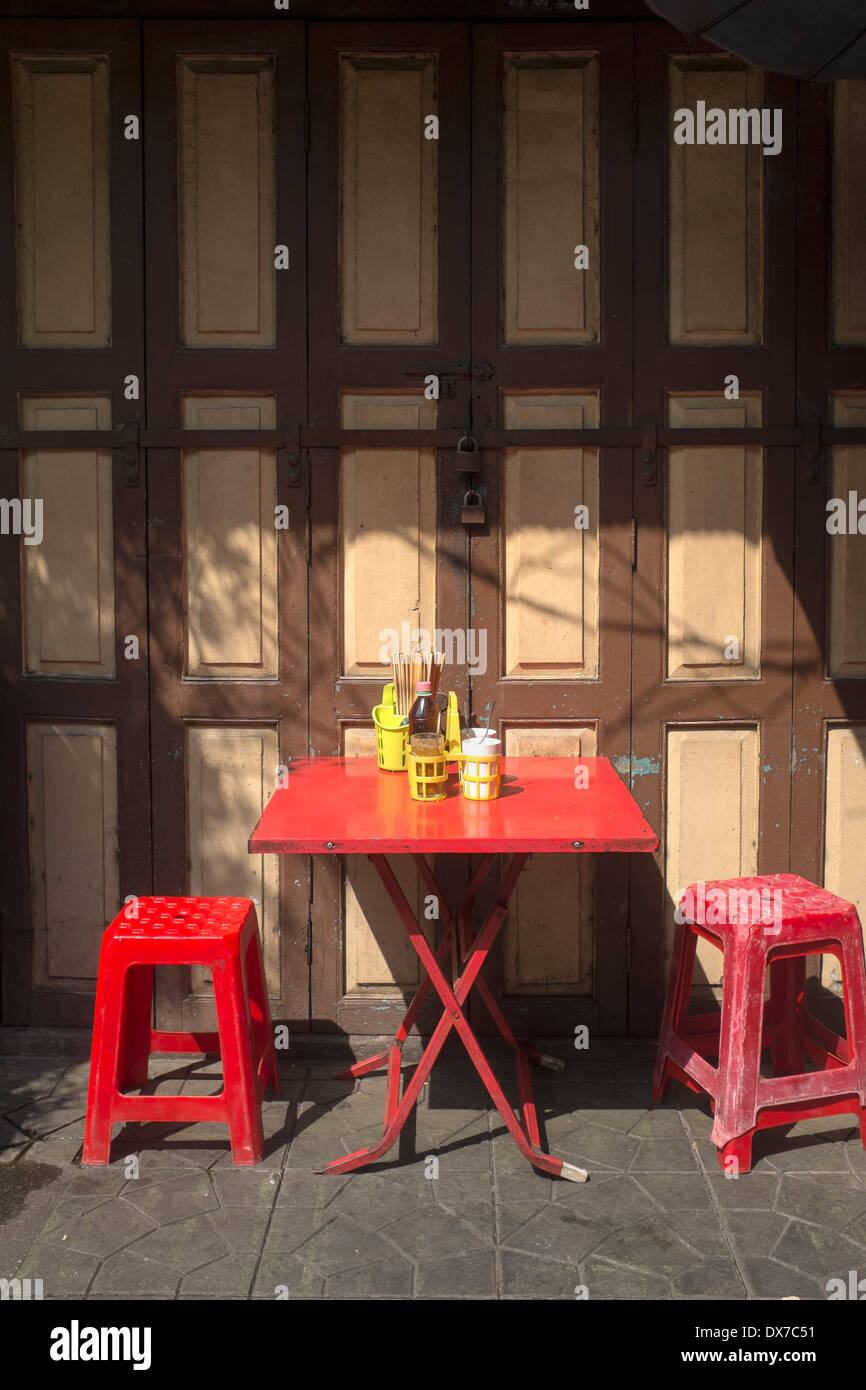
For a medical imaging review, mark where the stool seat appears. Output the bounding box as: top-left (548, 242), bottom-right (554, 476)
top-left (679, 872), bottom-right (859, 935)
top-left (83, 896), bottom-right (279, 1167)
top-left (654, 873), bottom-right (866, 1173)
top-left (114, 896), bottom-right (256, 939)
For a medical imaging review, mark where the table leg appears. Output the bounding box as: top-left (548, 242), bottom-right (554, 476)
top-left (317, 852), bottom-right (586, 1183)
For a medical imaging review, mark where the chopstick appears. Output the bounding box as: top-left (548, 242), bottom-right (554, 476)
top-left (390, 648), bottom-right (445, 716)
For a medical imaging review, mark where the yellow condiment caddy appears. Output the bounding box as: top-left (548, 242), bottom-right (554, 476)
top-left (372, 684), bottom-right (462, 775)
top-left (372, 682), bottom-right (408, 771)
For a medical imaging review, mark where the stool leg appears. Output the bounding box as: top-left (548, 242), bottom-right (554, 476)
top-left (840, 932), bottom-right (866, 1110)
top-left (769, 956), bottom-right (807, 1077)
top-left (244, 930), bottom-right (280, 1097)
top-left (213, 951), bottom-right (265, 1165)
top-left (117, 964), bottom-right (153, 1093)
top-left (83, 953), bottom-right (128, 1165)
top-left (653, 919), bottom-right (697, 1102)
top-left (711, 935), bottom-right (766, 1155)
top-left (718, 1128), bottom-right (755, 1176)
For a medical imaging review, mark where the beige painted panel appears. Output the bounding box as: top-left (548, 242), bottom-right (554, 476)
top-left (667, 394), bottom-right (762, 680)
top-left (13, 57), bottom-right (111, 346)
top-left (502, 727), bottom-right (595, 994)
top-left (343, 727), bottom-right (431, 992)
top-left (828, 394), bottom-right (866, 676)
top-left (186, 726), bottom-right (280, 996)
top-left (503, 54), bottom-right (600, 344)
top-left (824, 727), bottom-right (866, 986)
top-left (341, 55), bottom-right (438, 344)
top-left (341, 393), bottom-right (437, 676)
top-left (27, 722), bottom-right (119, 987)
top-left (503, 393), bottom-right (599, 678)
top-left (832, 81), bottom-right (866, 345)
top-left (182, 396), bottom-right (278, 679)
top-left (20, 395), bottom-right (115, 677)
top-left (665, 726), bottom-right (759, 987)
top-left (179, 58), bottom-right (275, 347)
top-left (669, 58), bottom-right (763, 345)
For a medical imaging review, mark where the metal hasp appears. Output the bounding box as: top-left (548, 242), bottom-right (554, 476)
top-left (280, 421), bottom-right (302, 488)
top-left (803, 417), bottom-right (821, 484)
top-left (641, 420), bottom-right (657, 486)
top-left (122, 421), bottom-right (140, 488)
top-left (249, 755), bottom-right (658, 1182)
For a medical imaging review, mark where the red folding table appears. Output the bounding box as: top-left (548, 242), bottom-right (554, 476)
top-left (249, 755), bottom-right (658, 1182)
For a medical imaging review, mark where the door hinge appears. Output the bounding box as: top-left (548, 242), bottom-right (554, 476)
top-left (303, 99), bottom-right (311, 152)
top-left (625, 924), bottom-right (632, 974)
top-left (629, 516), bottom-right (637, 571)
top-left (304, 913), bottom-right (313, 964)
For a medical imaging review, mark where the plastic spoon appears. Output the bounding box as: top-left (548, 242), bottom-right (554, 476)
top-left (482, 701), bottom-right (496, 738)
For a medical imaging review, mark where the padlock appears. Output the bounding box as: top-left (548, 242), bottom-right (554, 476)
top-left (462, 488), bottom-right (486, 525)
top-left (454, 435), bottom-right (480, 474)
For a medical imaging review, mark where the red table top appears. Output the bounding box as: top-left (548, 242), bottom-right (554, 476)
top-left (249, 756), bottom-right (659, 856)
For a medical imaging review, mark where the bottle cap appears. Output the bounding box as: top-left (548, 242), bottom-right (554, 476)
top-left (415, 680), bottom-right (433, 692)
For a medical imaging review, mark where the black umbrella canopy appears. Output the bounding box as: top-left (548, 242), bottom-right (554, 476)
top-left (644, 0), bottom-right (866, 80)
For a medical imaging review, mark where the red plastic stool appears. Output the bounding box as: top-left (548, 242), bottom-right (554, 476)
top-left (653, 873), bottom-right (866, 1173)
top-left (83, 896), bottom-right (279, 1166)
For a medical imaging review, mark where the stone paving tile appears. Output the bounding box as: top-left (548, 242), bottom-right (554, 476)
top-left (500, 1248), bottom-right (582, 1298)
top-left (15, 1241), bottom-right (101, 1295)
top-left (294, 1214), bottom-right (404, 1274)
top-left (179, 1252), bottom-right (259, 1297)
top-left (39, 1196), bottom-right (156, 1257)
top-left (740, 1258), bottom-right (826, 1300)
top-left (90, 1249), bottom-right (181, 1296)
top-left (433, 1197), bottom-right (496, 1241)
top-left (330, 1171), bottom-right (432, 1225)
top-left (210, 1168), bottom-right (281, 1207)
top-left (260, 1204), bottom-right (335, 1254)
top-left (591, 1217), bottom-right (714, 1277)
top-left (582, 1257), bottom-right (671, 1299)
top-left (776, 1172), bottom-right (866, 1229)
top-left (121, 1171), bottom-right (219, 1222)
top-left (5, 1096), bottom-right (87, 1139)
top-left (130, 1213), bottom-right (230, 1272)
top-left (771, 1220), bottom-right (866, 1278)
top-left (416, 1249), bottom-right (497, 1297)
top-left (207, 1204), bottom-right (272, 1254)
top-left (383, 1203), bottom-right (493, 1262)
top-left (707, 1173), bottom-right (780, 1209)
top-left (501, 1204), bottom-right (608, 1261)
top-left (325, 1254), bottom-right (415, 1299)
top-left (252, 1251), bottom-right (325, 1298)
top-left (672, 1259), bottom-right (747, 1300)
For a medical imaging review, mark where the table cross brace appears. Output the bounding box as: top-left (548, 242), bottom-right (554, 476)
top-left (322, 852), bottom-right (587, 1182)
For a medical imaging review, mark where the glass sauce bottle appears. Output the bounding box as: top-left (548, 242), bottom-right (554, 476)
top-left (408, 680), bottom-right (438, 739)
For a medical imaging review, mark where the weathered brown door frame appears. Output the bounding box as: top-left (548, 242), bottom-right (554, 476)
top-left (468, 21), bottom-right (636, 1035)
top-left (792, 81), bottom-right (866, 892)
top-left (142, 21), bottom-right (310, 1030)
top-left (629, 25), bottom-right (798, 1035)
top-left (307, 21), bottom-right (472, 1034)
top-left (0, 19), bottom-right (149, 1026)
